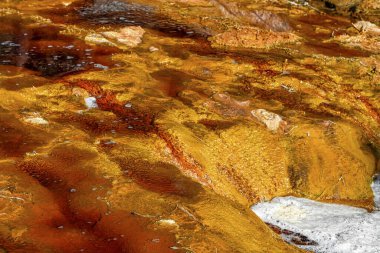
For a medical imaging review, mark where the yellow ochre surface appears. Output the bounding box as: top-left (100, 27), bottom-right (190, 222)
top-left (0, 0), bottom-right (378, 252)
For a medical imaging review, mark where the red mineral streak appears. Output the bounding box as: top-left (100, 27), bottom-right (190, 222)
top-left (63, 79), bottom-right (208, 187)
top-left (64, 79), bottom-right (155, 132)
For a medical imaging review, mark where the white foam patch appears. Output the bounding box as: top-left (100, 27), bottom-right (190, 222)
top-left (251, 176), bottom-right (380, 253)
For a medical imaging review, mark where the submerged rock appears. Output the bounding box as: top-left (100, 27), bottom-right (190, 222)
top-left (353, 21), bottom-right (380, 35)
top-left (251, 109), bottom-right (287, 132)
top-left (210, 0), bottom-right (293, 32)
top-left (85, 26), bottom-right (145, 48)
top-left (85, 33), bottom-right (117, 46)
top-left (149, 46), bottom-right (159, 52)
top-left (84, 96), bottom-right (98, 109)
top-left (102, 26), bottom-right (145, 47)
top-left (330, 22), bottom-right (380, 53)
top-left (23, 116), bottom-right (49, 125)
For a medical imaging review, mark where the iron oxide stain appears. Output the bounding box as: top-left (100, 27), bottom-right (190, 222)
top-left (151, 69), bottom-right (198, 98)
top-left (119, 160), bottom-right (204, 198)
top-left (16, 145), bottom-right (179, 253)
top-left (0, 112), bottom-right (52, 158)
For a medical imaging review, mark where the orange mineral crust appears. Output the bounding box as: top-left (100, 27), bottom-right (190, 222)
top-left (0, 0), bottom-right (379, 252)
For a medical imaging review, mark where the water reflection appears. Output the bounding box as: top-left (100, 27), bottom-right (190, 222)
top-left (0, 15), bottom-right (116, 77)
top-left (77, 0), bottom-right (209, 37)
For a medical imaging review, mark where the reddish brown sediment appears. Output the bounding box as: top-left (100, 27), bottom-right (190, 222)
top-left (63, 79), bottom-right (155, 132)
top-left (151, 69), bottom-right (199, 98)
top-left (63, 78), bottom-right (209, 188)
top-left (0, 163), bottom-right (121, 253)
top-left (0, 112), bottom-right (53, 158)
top-left (116, 159), bottom-right (204, 198)
top-left (0, 0), bottom-right (379, 252)
top-left (357, 96), bottom-right (380, 124)
top-left (0, 14), bottom-right (118, 77)
top-left (13, 146), bottom-right (179, 253)
top-left (155, 129), bottom-right (211, 187)
top-left (198, 119), bottom-right (235, 131)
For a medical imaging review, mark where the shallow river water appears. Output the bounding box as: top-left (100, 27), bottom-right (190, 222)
top-left (0, 0), bottom-right (379, 252)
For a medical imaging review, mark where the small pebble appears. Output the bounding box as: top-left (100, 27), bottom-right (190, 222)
top-left (85, 97), bottom-right (98, 109)
top-left (149, 46), bottom-right (159, 52)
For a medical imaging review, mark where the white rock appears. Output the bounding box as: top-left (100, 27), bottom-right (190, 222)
top-left (85, 33), bottom-right (116, 46)
top-left (149, 46), bottom-right (159, 52)
top-left (100, 31), bottom-right (120, 40)
top-left (85, 97), bottom-right (98, 109)
top-left (26, 150), bottom-right (38, 156)
top-left (24, 116), bottom-right (48, 125)
top-left (157, 219), bottom-right (177, 226)
top-left (102, 26), bottom-right (145, 47)
top-left (251, 178), bottom-right (380, 253)
top-left (251, 109), bottom-right (286, 131)
top-left (86, 27), bottom-right (145, 48)
top-left (353, 21), bottom-right (380, 35)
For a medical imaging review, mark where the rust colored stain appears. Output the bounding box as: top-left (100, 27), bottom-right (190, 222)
top-left (63, 78), bottom-right (211, 191)
top-left (63, 78), bottom-right (208, 198)
top-left (117, 159), bottom-right (203, 198)
top-left (62, 78), bottom-right (210, 199)
top-left (357, 96), bottom-right (380, 124)
top-left (63, 79), bottom-right (209, 193)
top-left (97, 211), bottom-right (182, 253)
top-left (13, 145), bottom-right (179, 253)
top-left (198, 119), bottom-right (235, 131)
top-left (64, 79), bottom-right (155, 132)
top-left (0, 65), bottom-right (51, 91)
top-left (0, 112), bottom-right (53, 158)
top-left (156, 129), bottom-right (211, 187)
top-left (0, 0), bottom-right (378, 252)
top-left (151, 69), bottom-right (197, 97)
top-left (304, 42), bottom-right (372, 58)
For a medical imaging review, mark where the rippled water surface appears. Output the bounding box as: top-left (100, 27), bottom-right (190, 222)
top-left (0, 0), bottom-right (379, 252)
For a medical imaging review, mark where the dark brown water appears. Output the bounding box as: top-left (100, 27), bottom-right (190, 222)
top-left (69, 0), bottom-right (210, 38)
top-left (0, 15), bottom-right (117, 77)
